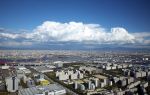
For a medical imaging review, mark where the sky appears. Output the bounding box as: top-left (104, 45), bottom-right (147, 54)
top-left (0, 0), bottom-right (150, 50)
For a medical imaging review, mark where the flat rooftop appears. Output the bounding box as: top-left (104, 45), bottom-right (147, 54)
top-left (18, 84), bottom-right (66, 95)
top-left (93, 74), bottom-right (107, 79)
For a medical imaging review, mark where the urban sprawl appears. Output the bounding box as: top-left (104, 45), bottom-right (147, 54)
top-left (0, 50), bottom-right (150, 95)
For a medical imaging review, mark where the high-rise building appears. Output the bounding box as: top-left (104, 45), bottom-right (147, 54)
top-left (5, 76), bottom-right (19, 92)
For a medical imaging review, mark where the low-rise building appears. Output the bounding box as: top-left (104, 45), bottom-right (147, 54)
top-left (27, 79), bottom-right (35, 87)
top-left (106, 66), bottom-right (111, 70)
top-left (39, 78), bottom-right (50, 86)
top-left (127, 81), bottom-right (141, 89)
top-left (18, 84), bottom-right (66, 95)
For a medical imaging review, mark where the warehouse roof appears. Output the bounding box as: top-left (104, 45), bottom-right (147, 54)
top-left (18, 84), bottom-right (66, 95)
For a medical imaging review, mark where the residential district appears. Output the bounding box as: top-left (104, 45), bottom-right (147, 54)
top-left (0, 50), bottom-right (150, 95)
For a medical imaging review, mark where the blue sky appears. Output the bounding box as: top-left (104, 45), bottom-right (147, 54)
top-left (0, 0), bottom-right (150, 49)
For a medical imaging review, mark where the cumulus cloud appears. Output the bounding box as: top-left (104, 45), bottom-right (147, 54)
top-left (0, 21), bottom-right (150, 47)
top-left (31, 21), bottom-right (135, 44)
top-left (0, 32), bottom-right (20, 39)
top-left (131, 32), bottom-right (150, 44)
top-left (133, 32), bottom-right (150, 38)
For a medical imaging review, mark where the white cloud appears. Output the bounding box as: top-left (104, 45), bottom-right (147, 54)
top-left (131, 32), bottom-right (150, 44)
top-left (0, 21), bottom-right (149, 46)
top-left (0, 32), bottom-right (20, 39)
top-left (144, 40), bottom-right (150, 44)
top-left (132, 32), bottom-right (150, 38)
top-left (31, 21), bottom-right (136, 44)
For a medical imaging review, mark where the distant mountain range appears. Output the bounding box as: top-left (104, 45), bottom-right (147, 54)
top-left (0, 45), bottom-right (150, 52)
